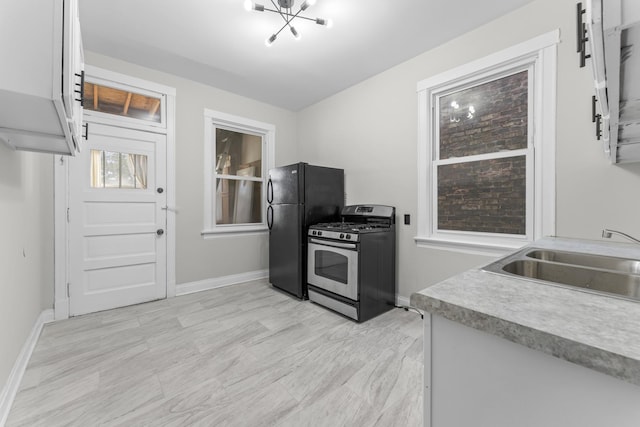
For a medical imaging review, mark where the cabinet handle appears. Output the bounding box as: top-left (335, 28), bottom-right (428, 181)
top-left (82, 123), bottom-right (89, 140)
top-left (592, 95), bottom-right (602, 140)
top-left (576, 3), bottom-right (584, 53)
top-left (74, 70), bottom-right (85, 106)
top-left (576, 3), bottom-right (591, 68)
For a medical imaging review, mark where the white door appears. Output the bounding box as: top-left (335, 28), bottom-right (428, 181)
top-left (68, 122), bottom-right (167, 316)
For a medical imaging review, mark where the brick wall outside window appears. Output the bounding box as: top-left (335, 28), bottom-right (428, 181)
top-left (439, 71), bottom-right (528, 159)
top-left (437, 156), bottom-right (526, 235)
top-left (436, 71), bottom-right (528, 235)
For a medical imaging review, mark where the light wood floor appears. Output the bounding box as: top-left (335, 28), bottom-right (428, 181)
top-left (6, 280), bottom-right (423, 426)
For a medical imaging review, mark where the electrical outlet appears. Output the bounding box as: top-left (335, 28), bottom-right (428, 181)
top-left (404, 214), bottom-right (410, 225)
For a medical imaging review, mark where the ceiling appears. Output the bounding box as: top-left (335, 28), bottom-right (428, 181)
top-left (79, 0), bottom-right (534, 111)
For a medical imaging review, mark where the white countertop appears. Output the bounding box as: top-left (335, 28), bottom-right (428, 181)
top-left (410, 237), bottom-right (640, 386)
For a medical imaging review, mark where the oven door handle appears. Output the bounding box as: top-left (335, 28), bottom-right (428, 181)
top-left (310, 238), bottom-right (357, 250)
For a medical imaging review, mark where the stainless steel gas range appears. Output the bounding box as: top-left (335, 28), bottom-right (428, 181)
top-left (307, 205), bottom-right (396, 322)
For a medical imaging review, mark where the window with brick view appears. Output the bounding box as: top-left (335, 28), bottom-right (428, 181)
top-left (436, 71), bottom-right (528, 236)
top-left (416, 31), bottom-right (558, 253)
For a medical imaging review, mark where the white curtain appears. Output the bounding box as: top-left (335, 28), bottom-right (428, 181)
top-left (90, 150), bottom-right (103, 188)
top-left (127, 154), bottom-right (148, 189)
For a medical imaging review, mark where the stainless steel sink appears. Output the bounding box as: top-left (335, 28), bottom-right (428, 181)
top-left (526, 250), bottom-right (640, 274)
top-left (483, 247), bottom-right (640, 302)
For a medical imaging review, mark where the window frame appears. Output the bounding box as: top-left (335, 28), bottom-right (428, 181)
top-left (415, 31), bottom-right (559, 257)
top-left (202, 109), bottom-right (275, 237)
top-left (83, 65), bottom-right (168, 132)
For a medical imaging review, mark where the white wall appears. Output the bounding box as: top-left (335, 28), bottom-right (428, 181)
top-left (0, 146), bottom-right (53, 391)
top-left (84, 52), bottom-right (299, 285)
top-left (6, 2), bottom-right (640, 389)
top-left (297, 0), bottom-right (640, 299)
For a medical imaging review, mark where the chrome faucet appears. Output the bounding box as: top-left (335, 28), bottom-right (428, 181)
top-left (602, 229), bottom-right (640, 244)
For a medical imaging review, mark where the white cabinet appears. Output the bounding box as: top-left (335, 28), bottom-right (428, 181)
top-left (584, 0), bottom-right (640, 163)
top-left (423, 315), bottom-right (640, 427)
top-left (0, 0), bottom-right (84, 155)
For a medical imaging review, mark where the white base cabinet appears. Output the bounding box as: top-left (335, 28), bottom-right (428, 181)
top-left (0, 0), bottom-right (83, 155)
top-left (423, 315), bottom-right (640, 427)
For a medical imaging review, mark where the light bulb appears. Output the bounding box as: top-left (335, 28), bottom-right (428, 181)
top-left (302, 0), bottom-right (316, 9)
top-left (290, 26), bottom-right (300, 40)
top-left (245, 1), bottom-right (264, 12)
top-left (316, 18), bottom-right (333, 28)
top-left (265, 34), bottom-right (277, 46)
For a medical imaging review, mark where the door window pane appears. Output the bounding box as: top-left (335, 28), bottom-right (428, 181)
top-left (104, 151), bottom-right (120, 188)
top-left (215, 179), bottom-right (262, 224)
top-left (91, 150), bottom-right (148, 189)
top-left (437, 156), bottom-right (526, 235)
top-left (120, 153), bottom-right (135, 189)
top-left (438, 71), bottom-right (528, 159)
top-left (84, 82), bottom-right (162, 123)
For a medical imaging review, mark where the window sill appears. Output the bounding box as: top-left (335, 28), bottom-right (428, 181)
top-left (202, 226), bottom-right (268, 239)
top-left (414, 235), bottom-right (528, 257)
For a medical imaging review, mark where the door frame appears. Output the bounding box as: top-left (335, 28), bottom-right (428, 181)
top-left (54, 66), bottom-right (176, 320)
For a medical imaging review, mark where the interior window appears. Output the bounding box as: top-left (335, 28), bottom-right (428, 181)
top-left (202, 109), bottom-right (275, 236)
top-left (214, 128), bottom-right (263, 225)
top-left (436, 71), bottom-right (528, 236)
top-left (83, 82), bottom-right (162, 123)
top-left (415, 32), bottom-right (558, 254)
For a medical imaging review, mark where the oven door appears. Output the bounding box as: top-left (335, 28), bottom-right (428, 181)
top-left (307, 238), bottom-right (358, 300)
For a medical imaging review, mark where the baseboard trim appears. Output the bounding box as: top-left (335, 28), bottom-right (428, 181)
top-left (396, 295), bottom-right (411, 308)
top-left (176, 270), bottom-right (268, 296)
top-left (54, 297), bottom-right (69, 321)
top-left (0, 309), bottom-right (54, 426)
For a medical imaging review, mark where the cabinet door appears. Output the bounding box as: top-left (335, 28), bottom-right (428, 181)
top-left (0, 0), bottom-right (81, 155)
top-left (62, 0), bottom-right (84, 146)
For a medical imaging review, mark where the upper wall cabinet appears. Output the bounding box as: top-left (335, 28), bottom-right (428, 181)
top-left (583, 0), bottom-right (640, 163)
top-left (0, 0), bottom-right (84, 156)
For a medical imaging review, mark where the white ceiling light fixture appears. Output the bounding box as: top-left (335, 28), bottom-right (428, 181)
top-left (244, 0), bottom-right (333, 46)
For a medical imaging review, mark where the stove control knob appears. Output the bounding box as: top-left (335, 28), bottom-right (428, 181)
top-left (340, 233), bottom-right (344, 239)
top-left (346, 234), bottom-right (351, 240)
top-left (318, 231), bottom-right (323, 236)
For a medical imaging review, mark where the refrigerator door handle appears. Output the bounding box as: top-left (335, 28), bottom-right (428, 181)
top-left (267, 178), bottom-right (273, 204)
top-left (267, 205), bottom-right (274, 230)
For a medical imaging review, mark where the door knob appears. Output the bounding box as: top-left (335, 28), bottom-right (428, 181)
top-left (157, 229), bottom-right (164, 236)
top-left (157, 187), bottom-right (164, 194)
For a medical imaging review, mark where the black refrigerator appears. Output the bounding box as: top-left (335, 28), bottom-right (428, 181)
top-left (267, 162), bottom-right (344, 299)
